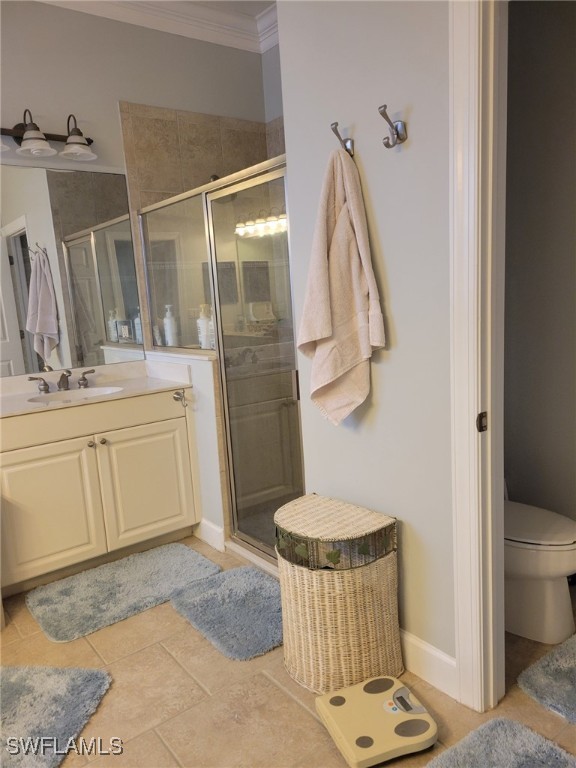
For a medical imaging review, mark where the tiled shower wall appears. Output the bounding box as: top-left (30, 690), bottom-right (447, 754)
top-left (118, 100), bottom-right (285, 348)
top-left (119, 101), bottom-right (284, 210)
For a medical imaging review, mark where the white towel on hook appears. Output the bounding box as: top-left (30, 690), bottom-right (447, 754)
top-left (26, 248), bottom-right (59, 361)
top-left (297, 148), bottom-right (385, 425)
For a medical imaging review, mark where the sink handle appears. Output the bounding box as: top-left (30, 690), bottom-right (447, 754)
top-left (28, 376), bottom-right (49, 393)
top-left (78, 369), bottom-right (96, 388)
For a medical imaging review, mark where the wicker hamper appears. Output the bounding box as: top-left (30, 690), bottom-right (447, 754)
top-left (274, 494), bottom-right (403, 694)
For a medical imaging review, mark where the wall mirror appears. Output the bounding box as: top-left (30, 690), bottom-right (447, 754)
top-left (0, 165), bottom-right (144, 377)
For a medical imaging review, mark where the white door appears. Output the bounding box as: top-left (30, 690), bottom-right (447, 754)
top-left (0, 232), bottom-right (26, 376)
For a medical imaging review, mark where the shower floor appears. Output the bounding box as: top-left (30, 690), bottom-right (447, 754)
top-left (237, 492), bottom-right (302, 551)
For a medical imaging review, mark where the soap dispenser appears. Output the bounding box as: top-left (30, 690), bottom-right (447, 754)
top-left (163, 304), bottom-right (178, 346)
top-left (108, 308), bottom-right (118, 342)
top-left (133, 307), bottom-right (143, 344)
top-left (197, 304), bottom-right (211, 350)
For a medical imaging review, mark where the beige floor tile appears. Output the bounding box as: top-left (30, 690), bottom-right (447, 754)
top-left (492, 683), bottom-right (573, 740)
top-left (555, 723), bottom-right (576, 756)
top-left (0, 631), bottom-right (104, 668)
top-left (3, 592), bottom-right (42, 638)
top-left (408, 680), bottom-right (491, 747)
top-left (261, 656), bottom-right (322, 719)
top-left (89, 730), bottom-right (180, 767)
top-left (182, 536), bottom-right (248, 571)
top-left (157, 671), bottom-right (346, 768)
top-left (83, 644), bottom-right (207, 744)
top-left (0, 617), bottom-right (22, 647)
top-left (161, 624), bottom-right (283, 694)
top-left (86, 602), bottom-right (190, 664)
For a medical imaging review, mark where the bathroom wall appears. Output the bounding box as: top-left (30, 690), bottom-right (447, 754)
top-left (3, 0), bottom-right (457, 673)
top-left (0, 1), bottom-right (273, 172)
top-left (504, 1), bottom-right (576, 519)
top-left (277, 1), bottom-right (454, 657)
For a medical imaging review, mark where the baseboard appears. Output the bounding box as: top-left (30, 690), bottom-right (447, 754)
top-left (194, 519), bottom-right (226, 552)
top-left (400, 629), bottom-right (458, 700)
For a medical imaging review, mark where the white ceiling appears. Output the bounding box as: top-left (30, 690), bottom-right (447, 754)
top-left (40, 1), bottom-right (278, 52)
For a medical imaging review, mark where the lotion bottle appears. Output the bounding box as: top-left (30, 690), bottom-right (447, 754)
top-left (133, 307), bottom-right (143, 345)
top-left (108, 309), bottom-right (118, 342)
top-left (197, 304), bottom-right (211, 349)
top-left (164, 304), bottom-right (178, 346)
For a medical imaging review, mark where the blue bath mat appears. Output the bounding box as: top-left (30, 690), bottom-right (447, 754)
top-left (518, 634), bottom-right (576, 722)
top-left (1, 666), bottom-right (111, 768)
top-left (171, 565), bottom-right (283, 660)
top-left (26, 543), bottom-right (221, 642)
top-left (427, 718), bottom-right (576, 767)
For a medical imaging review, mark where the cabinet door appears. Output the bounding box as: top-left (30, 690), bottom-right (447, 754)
top-left (96, 418), bottom-right (196, 550)
top-left (0, 438), bottom-right (107, 585)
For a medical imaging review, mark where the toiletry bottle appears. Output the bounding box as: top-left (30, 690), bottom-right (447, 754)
top-left (208, 307), bottom-right (215, 349)
top-left (133, 307), bottom-right (143, 344)
top-left (164, 304), bottom-right (178, 346)
top-left (108, 309), bottom-right (118, 342)
top-left (197, 304), bottom-right (211, 349)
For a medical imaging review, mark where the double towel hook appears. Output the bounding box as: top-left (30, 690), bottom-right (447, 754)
top-left (378, 104), bottom-right (407, 149)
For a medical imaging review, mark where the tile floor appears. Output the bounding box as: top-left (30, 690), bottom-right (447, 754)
top-left (1, 536), bottom-right (575, 767)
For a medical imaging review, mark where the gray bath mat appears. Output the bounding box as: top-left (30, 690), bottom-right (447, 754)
top-left (427, 718), bottom-right (576, 767)
top-left (171, 565), bottom-right (283, 660)
top-left (26, 543), bottom-right (221, 642)
top-left (1, 666), bottom-right (111, 768)
top-left (518, 633), bottom-right (576, 722)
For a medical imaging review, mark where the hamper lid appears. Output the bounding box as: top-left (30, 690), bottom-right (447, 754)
top-left (274, 494), bottom-right (395, 541)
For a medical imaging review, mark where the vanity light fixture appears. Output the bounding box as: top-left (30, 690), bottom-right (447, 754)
top-left (0, 109), bottom-right (96, 161)
top-left (59, 114), bottom-right (98, 161)
top-left (235, 209), bottom-right (288, 238)
top-left (15, 109), bottom-right (57, 157)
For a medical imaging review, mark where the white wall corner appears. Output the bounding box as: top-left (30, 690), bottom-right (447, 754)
top-left (400, 630), bottom-right (458, 700)
top-left (194, 519), bottom-right (226, 553)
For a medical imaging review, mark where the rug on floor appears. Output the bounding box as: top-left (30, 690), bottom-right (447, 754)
top-left (1, 666), bottom-right (111, 768)
top-left (26, 543), bottom-right (221, 642)
top-left (518, 633), bottom-right (576, 723)
top-left (171, 565), bottom-right (283, 660)
top-left (427, 718), bottom-right (576, 768)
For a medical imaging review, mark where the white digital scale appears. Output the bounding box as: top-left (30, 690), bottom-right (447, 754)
top-left (315, 676), bottom-right (438, 767)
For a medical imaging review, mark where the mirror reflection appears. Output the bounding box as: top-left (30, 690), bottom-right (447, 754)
top-left (0, 166), bottom-right (143, 377)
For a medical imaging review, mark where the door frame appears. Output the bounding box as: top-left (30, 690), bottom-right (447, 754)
top-left (450, 0), bottom-right (508, 711)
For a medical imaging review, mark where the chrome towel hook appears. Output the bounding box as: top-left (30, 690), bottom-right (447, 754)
top-left (378, 104), bottom-right (407, 149)
top-left (331, 122), bottom-right (354, 157)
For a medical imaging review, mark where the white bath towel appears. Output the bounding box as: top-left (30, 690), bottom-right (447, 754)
top-left (298, 149), bottom-right (385, 425)
top-left (26, 248), bottom-right (59, 361)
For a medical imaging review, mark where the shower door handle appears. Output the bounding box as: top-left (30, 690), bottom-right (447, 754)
top-left (291, 370), bottom-right (300, 402)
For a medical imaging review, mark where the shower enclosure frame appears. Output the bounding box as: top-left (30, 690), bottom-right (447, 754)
top-left (138, 156), bottom-right (305, 560)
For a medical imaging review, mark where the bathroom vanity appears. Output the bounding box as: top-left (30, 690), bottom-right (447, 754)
top-left (0, 364), bottom-right (198, 587)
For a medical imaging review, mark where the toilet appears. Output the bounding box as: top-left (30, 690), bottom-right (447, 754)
top-left (504, 500), bottom-right (576, 644)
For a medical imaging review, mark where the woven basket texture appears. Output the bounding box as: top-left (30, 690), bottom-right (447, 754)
top-left (277, 550), bottom-right (403, 694)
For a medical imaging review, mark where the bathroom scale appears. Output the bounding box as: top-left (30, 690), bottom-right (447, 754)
top-left (315, 675), bottom-right (438, 768)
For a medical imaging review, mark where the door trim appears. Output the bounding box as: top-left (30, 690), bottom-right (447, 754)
top-left (449, 0), bottom-right (507, 711)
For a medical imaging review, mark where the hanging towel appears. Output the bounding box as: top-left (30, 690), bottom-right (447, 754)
top-left (297, 149), bottom-right (385, 425)
top-left (26, 248), bottom-right (59, 361)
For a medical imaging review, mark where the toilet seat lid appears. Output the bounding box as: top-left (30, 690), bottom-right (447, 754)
top-left (504, 501), bottom-right (576, 546)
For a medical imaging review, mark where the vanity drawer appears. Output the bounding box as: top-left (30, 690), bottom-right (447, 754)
top-left (0, 389), bottom-right (190, 452)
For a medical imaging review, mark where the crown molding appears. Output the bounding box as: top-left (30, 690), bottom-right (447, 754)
top-left (41, 1), bottom-right (278, 53)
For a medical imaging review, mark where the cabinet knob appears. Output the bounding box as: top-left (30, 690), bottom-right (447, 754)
top-left (99, 438), bottom-right (108, 445)
top-left (87, 441), bottom-right (96, 448)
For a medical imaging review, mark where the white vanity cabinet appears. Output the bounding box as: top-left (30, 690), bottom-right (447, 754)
top-left (0, 388), bottom-right (196, 586)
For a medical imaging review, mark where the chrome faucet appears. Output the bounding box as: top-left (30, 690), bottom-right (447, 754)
top-left (57, 370), bottom-right (72, 390)
top-left (28, 376), bottom-right (49, 393)
top-left (78, 369), bottom-right (95, 388)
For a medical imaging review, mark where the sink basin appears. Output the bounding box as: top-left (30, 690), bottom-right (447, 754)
top-left (28, 386), bottom-right (123, 404)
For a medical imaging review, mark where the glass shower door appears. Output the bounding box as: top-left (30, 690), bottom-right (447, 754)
top-left (207, 168), bottom-right (304, 555)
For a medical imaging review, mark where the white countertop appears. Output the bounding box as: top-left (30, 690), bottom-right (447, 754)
top-left (0, 361), bottom-right (193, 418)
